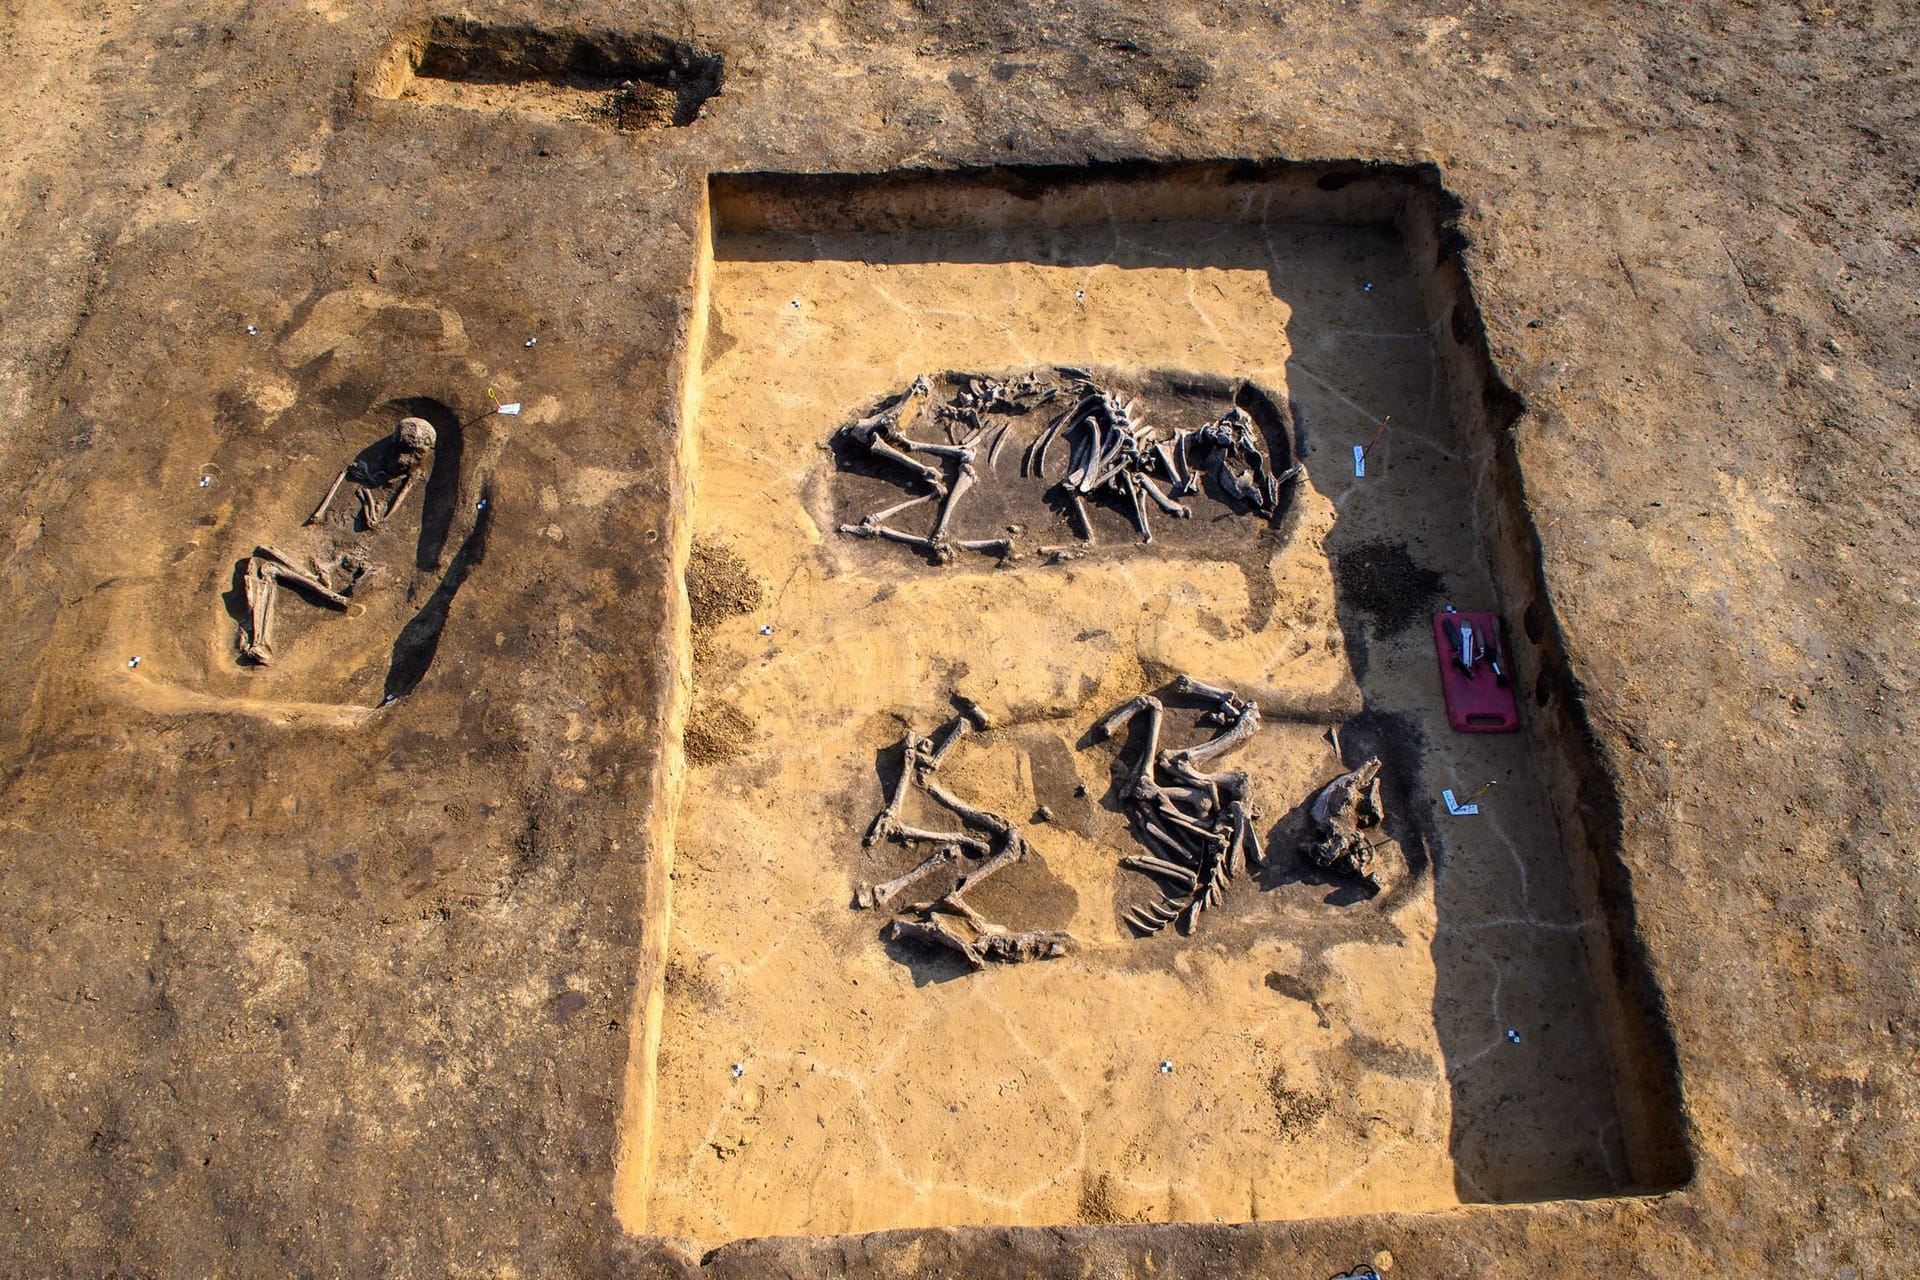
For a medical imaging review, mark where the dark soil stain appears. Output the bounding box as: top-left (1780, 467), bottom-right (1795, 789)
top-left (684, 692), bottom-right (755, 765)
top-left (1333, 538), bottom-right (1446, 637)
top-left (1268, 1067), bottom-right (1331, 1137)
top-left (1340, 1031), bottom-right (1435, 1080)
top-left (686, 539), bottom-right (763, 632)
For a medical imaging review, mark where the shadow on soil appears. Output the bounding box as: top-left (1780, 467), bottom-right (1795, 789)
top-left (713, 166), bottom-right (1689, 1206)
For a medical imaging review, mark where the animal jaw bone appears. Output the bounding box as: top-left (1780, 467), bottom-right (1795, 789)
top-left (886, 917), bottom-right (1074, 970)
top-left (1302, 757), bottom-right (1386, 896)
top-left (1193, 405), bottom-right (1285, 515)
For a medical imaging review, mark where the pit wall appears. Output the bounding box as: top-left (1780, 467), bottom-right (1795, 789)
top-left (616, 159), bottom-right (1691, 1236)
top-left (612, 185), bottom-right (711, 1228)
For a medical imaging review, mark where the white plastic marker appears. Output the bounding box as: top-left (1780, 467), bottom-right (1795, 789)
top-left (1353, 445), bottom-right (1366, 477)
top-left (496, 402), bottom-right (522, 416)
top-left (1442, 788), bottom-right (1479, 816)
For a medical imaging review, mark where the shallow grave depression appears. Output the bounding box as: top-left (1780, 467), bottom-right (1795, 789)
top-left (617, 164), bottom-right (1688, 1242)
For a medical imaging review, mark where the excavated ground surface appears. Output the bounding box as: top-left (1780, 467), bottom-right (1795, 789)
top-left (0, 2), bottom-right (1915, 1277)
top-left (642, 221), bottom-right (1622, 1241)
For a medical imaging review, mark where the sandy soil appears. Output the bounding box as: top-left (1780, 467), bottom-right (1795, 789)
top-left (1, 2), bottom-right (1914, 1276)
top-left (637, 219), bottom-right (1623, 1241)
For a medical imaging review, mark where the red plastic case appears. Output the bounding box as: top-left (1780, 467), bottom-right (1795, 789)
top-left (1432, 611), bottom-right (1520, 733)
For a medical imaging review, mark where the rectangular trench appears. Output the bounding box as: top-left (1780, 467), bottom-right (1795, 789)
top-left (615, 162), bottom-right (1689, 1244)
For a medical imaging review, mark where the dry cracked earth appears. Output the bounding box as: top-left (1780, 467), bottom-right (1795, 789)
top-left (0, 2), bottom-right (1915, 1278)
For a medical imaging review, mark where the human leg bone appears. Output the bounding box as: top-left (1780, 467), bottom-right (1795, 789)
top-left (239, 556), bottom-right (280, 664)
top-left (305, 468), bottom-right (350, 526)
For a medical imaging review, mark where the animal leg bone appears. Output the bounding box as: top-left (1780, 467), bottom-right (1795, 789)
top-left (1167, 703), bottom-right (1262, 768)
top-left (856, 843), bottom-right (962, 911)
top-left (924, 894), bottom-right (993, 932)
top-left (887, 918), bottom-right (986, 970)
top-left (1092, 693), bottom-right (1161, 743)
top-left (1137, 473), bottom-right (1191, 519)
top-left (899, 439), bottom-right (974, 461)
top-left (889, 824), bottom-right (992, 856)
top-left (916, 716), bottom-right (970, 775)
top-left (929, 455), bottom-right (977, 543)
top-left (921, 779), bottom-right (1013, 837)
top-left (1067, 492), bottom-right (1096, 543)
top-left (1171, 674), bottom-right (1244, 707)
top-left (865, 438), bottom-right (947, 494)
top-left (865, 730), bottom-right (924, 846)
top-left (838, 522), bottom-right (943, 556)
top-left (942, 832), bottom-right (1028, 906)
top-left (860, 492), bottom-right (937, 525)
top-left (1121, 473), bottom-right (1154, 543)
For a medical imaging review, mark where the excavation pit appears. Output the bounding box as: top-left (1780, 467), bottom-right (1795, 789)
top-left (621, 164), bottom-right (1688, 1244)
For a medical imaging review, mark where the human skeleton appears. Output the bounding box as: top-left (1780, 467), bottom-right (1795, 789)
top-left (236, 417), bottom-right (435, 665)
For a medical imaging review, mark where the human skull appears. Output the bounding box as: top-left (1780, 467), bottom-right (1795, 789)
top-left (393, 417), bottom-right (437, 471)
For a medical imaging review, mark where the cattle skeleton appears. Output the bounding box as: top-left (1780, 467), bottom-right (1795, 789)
top-left (1089, 676), bottom-right (1268, 935)
top-left (854, 701), bottom-right (1074, 969)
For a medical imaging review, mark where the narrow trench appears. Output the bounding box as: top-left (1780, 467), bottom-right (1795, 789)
top-left (371, 16), bottom-right (724, 130)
